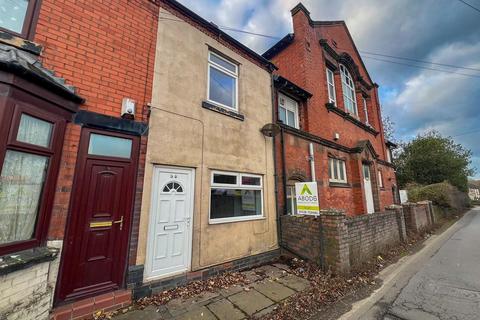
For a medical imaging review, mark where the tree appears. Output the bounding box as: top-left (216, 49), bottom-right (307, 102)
top-left (382, 115), bottom-right (396, 143)
top-left (395, 131), bottom-right (475, 191)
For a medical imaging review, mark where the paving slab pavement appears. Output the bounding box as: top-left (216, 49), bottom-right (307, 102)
top-left (227, 290), bottom-right (275, 316)
top-left (207, 299), bottom-right (246, 320)
top-left (277, 274), bottom-right (311, 292)
top-left (253, 280), bottom-right (296, 302)
top-left (113, 264), bottom-right (310, 319)
top-left (174, 306), bottom-right (216, 320)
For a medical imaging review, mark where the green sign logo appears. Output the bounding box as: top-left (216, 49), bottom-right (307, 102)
top-left (300, 184), bottom-right (312, 195)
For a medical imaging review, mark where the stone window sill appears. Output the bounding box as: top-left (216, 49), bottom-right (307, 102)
top-left (329, 182), bottom-right (351, 188)
top-left (0, 247), bottom-right (59, 276)
top-left (325, 103), bottom-right (379, 136)
top-left (202, 101), bottom-right (245, 121)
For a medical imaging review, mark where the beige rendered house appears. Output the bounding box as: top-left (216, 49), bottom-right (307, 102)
top-left (132, 0), bottom-right (278, 295)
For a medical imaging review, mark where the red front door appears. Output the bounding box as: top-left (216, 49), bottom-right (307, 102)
top-left (56, 128), bottom-right (139, 303)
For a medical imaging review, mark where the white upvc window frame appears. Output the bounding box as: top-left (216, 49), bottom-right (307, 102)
top-left (363, 97), bottom-right (370, 125)
top-left (326, 68), bottom-right (337, 105)
top-left (378, 170), bottom-right (384, 188)
top-left (340, 64), bottom-right (358, 116)
top-left (387, 147), bottom-right (392, 163)
top-left (207, 51), bottom-right (239, 111)
top-left (329, 158), bottom-right (347, 184)
top-left (209, 170), bottom-right (264, 224)
top-left (278, 93), bottom-right (299, 129)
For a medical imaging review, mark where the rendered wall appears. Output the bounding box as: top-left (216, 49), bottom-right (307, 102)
top-left (136, 7), bottom-right (278, 273)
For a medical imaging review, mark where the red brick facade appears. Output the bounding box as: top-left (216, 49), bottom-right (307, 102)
top-left (267, 4), bottom-right (398, 216)
top-left (33, 0), bottom-right (158, 263)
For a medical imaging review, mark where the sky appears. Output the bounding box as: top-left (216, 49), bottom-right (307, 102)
top-left (177, 0), bottom-right (480, 178)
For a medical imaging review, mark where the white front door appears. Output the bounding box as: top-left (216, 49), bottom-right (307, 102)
top-left (362, 164), bottom-right (375, 214)
top-left (145, 166), bottom-right (194, 280)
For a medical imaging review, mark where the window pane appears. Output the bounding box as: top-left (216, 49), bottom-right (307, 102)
top-left (210, 189), bottom-right (262, 219)
top-left (0, 150), bottom-right (49, 244)
top-left (287, 110), bottom-right (295, 127)
top-left (209, 53), bottom-right (237, 73)
top-left (213, 173), bottom-right (237, 185)
top-left (333, 160), bottom-right (338, 179)
top-left (209, 67), bottom-right (236, 108)
top-left (278, 106), bottom-right (287, 123)
top-left (17, 114), bottom-right (53, 148)
top-left (88, 133), bottom-right (132, 158)
top-left (328, 159), bottom-right (333, 179)
top-left (339, 161), bottom-right (345, 181)
top-left (0, 0), bottom-right (28, 34)
top-left (241, 176), bottom-right (261, 186)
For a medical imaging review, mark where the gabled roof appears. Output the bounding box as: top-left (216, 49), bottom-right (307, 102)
top-left (161, 0), bottom-right (276, 72)
top-left (262, 2), bottom-right (374, 85)
top-left (354, 140), bottom-right (379, 159)
top-left (263, 34), bottom-right (294, 60)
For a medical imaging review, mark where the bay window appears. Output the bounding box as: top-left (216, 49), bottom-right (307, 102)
top-left (0, 0), bottom-right (40, 39)
top-left (210, 171), bottom-right (263, 223)
top-left (278, 93), bottom-right (299, 129)
top-left (340, 64), bottom-right (358, 116)
top-left (0, 103), bottom-right (66, 255)
top-left (329, 158), bottom-right (347, 184)
top-left (208, 51), bottom-right (238, 111)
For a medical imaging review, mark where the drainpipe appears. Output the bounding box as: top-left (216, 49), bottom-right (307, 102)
top-left (281, 127), bottom-right (288, 216)
top-left (271, 75), bottom-right (283, 248)
top-left (309, 143), bottom-right (315, 182)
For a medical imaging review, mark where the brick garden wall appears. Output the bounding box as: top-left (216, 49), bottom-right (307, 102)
top-left (280, 202), bottom-right (431, 273)
top-left (346, 210), bottom-right (405, 268)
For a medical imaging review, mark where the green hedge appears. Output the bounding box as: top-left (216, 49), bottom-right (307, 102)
top-left (408, 182), bottom-right (470, 209)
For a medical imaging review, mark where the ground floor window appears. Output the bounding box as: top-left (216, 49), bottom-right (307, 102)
top-left (0, 102), bottom-right (66, 256)
top-left (329, 158), bottom-right (347, 183)
top-left (286, 185), bottom-right (297, 215)
top-left (210, 171), bottom-right (263, 223)
top-left (378, 170), bottom-right (384, 188)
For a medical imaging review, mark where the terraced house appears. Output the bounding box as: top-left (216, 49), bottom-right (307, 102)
top-left (263, 4), bottom-right (399, 217)
top-left (0, 0), bottom-right (158, 319)
top-left (132, 0), bottom-right (278, 299)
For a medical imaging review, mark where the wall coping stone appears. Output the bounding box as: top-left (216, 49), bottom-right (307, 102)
top-left (0, 247), bottom-right (58, 276)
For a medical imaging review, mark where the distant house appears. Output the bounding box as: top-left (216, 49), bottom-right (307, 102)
top-left (263, 3), bottom-right (399, 216)
top-left (468, 184), bottom-right (480, 201)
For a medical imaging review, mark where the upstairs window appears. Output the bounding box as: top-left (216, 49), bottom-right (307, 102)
top-left (328, 158), bottom-right (347, 184)
top-left (326, 68), bottom-right (336, 105)
top-left (340, 64), bottom-right (358, 116)
top-left (278, 93), bottom-right (299, 129)
top-left (363, 97), bottom-right (370, 125)
top-left (0, 0), bottom-right (39, 38)
top-left (208, 51), bottom-right (238, 111)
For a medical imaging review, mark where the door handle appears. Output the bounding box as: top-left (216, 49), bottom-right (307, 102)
top-left (113, 216), bottom-right (124, 231)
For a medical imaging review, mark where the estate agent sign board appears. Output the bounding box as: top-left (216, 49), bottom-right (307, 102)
top-left (295, 182), bottom-right (320, 215)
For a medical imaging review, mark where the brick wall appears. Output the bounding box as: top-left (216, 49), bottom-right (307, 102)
top-left (33, 0), bottom-right (159, 265)
top-left (279, 203), bottom-right (431, 273)
top-left (346, 210), bottom-right (402, 268)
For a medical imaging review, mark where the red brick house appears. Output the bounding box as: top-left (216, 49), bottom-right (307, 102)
top-left (0, 0), bottom-right (158, 319)
top-left (263, 3), bottom-right (398, 216)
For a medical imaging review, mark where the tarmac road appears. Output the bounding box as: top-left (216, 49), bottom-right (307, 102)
top-left (384, 207), bottom-right (480, 320)
top-left (335, 207), bottom-right (480, 320)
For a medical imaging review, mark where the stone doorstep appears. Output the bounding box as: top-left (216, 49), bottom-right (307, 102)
top-left (50, 289), bottom-right (132, 320)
